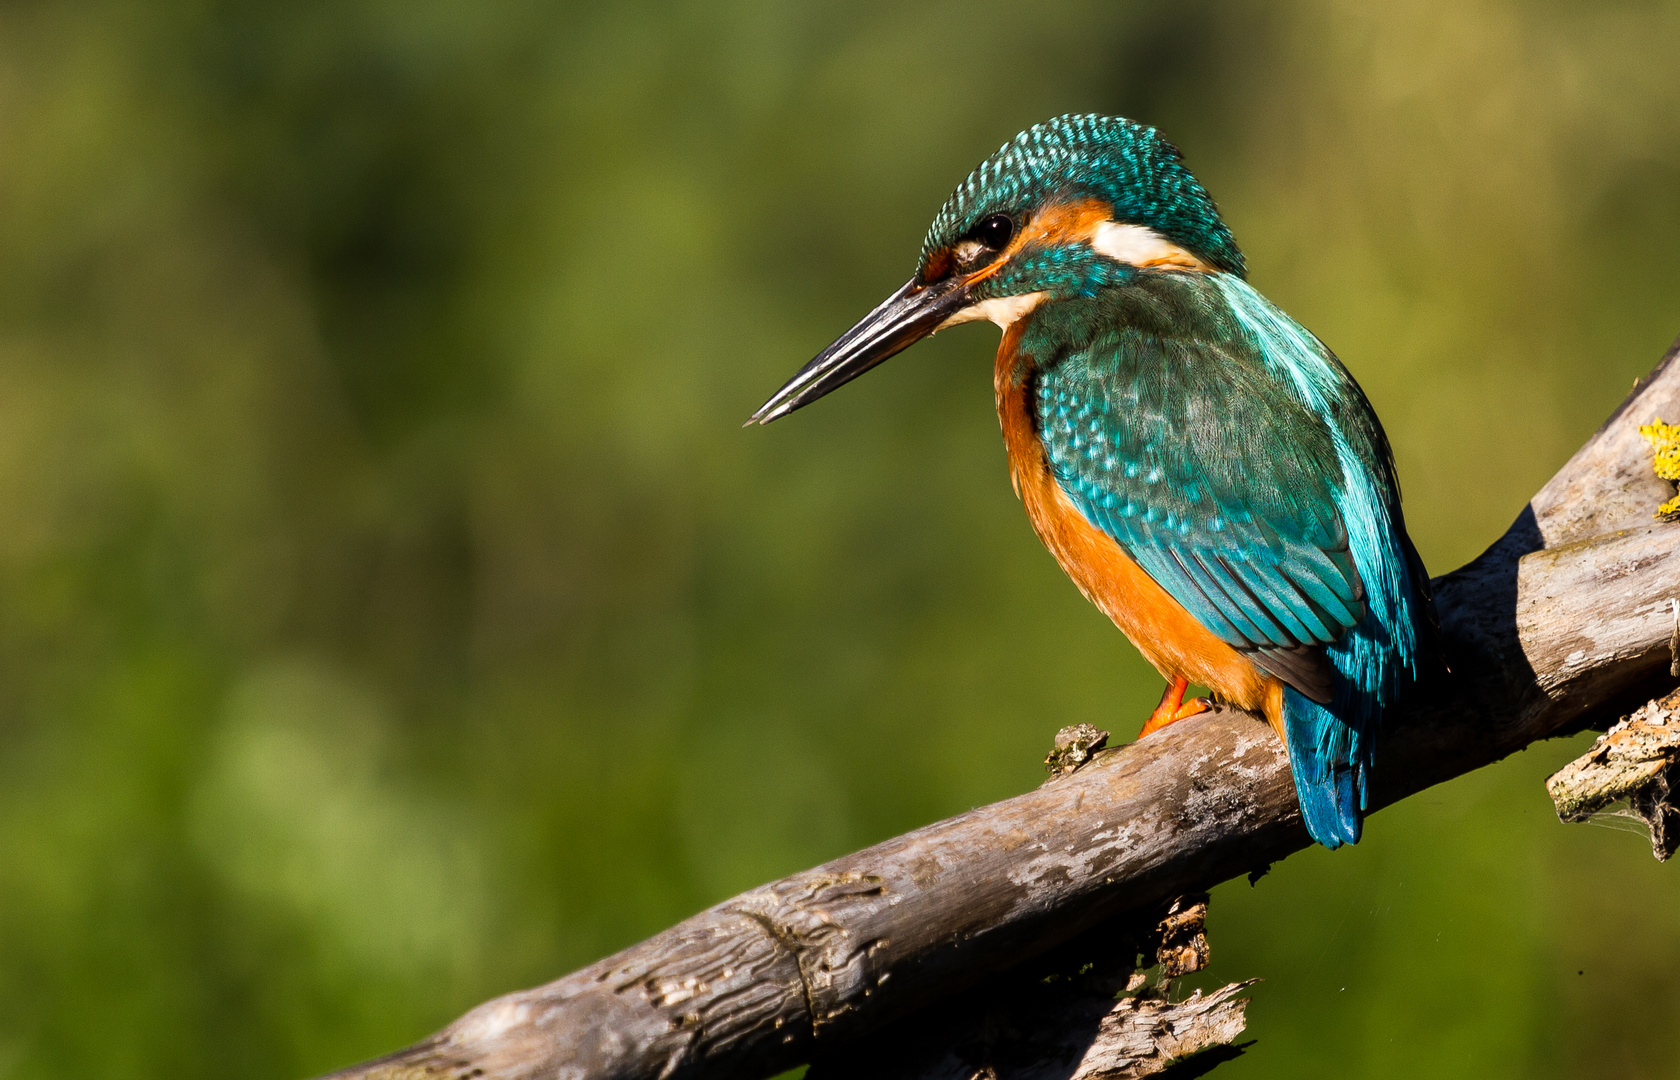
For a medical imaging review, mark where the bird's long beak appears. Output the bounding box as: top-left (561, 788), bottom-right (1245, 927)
top-left (747, 275), bottom-right (972, 425)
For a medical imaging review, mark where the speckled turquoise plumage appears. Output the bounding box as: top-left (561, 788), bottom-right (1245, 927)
top-left (939, 117), bottom-right (1438, 847)
top-left (1010, 271), bottom-right (1434, 846)
top-left (754, 114), bottom-right (1440, 849)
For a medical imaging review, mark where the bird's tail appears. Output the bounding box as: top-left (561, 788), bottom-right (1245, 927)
top-left (1281, 686), bottom-right (1366, 849)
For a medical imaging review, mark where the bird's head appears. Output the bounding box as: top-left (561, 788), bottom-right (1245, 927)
top-left (749, 114), bottom-right (1243, 424)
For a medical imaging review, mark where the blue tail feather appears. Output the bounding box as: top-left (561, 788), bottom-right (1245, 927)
top-left (1282, 686), bottom-right (1365, 849)
top-left (1275, 451), bottom-right (1434, 849)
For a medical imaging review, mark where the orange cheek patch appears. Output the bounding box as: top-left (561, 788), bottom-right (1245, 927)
top-left (1026, 198), bottom-right (1214, 271)
top-left (927, 199), bottom-right (1115, 290)
top-left (1019, 198), bottom-right (1116, 248)
top-left (965, 199), bottom-right (1113, 285)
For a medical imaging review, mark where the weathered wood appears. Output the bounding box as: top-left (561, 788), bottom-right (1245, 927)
top-left (319, 338), bottom-right (1680, 1080)
top-left (1548, 686), bottom-right (1680, 860)
top-left (806, 892), bottom-right (1248, 1080)
top-left (1045, 723), bottom-right (1113, 778)
top-left (809, 975), bottom-right (1254, 1080)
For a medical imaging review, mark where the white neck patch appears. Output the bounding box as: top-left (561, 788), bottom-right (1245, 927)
top-left (1089, 221), bottom-right (1209, 271)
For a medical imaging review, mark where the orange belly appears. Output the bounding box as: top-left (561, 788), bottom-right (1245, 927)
top-left (993, 326), bottom-right (1283, 730)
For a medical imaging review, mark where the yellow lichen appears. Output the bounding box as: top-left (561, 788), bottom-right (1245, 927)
top-left (1639, 417), bottom-right (1680, 518)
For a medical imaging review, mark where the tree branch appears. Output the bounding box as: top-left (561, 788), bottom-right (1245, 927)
top-left (318, 337), bottom-right (1680, 1080)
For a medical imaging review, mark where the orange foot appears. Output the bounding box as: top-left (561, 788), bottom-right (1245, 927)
top-left (1138, 676), bottom-right (1210, 739)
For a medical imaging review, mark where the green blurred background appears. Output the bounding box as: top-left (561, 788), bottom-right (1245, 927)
top-left (0, 1), bottom-right (1677, 1077)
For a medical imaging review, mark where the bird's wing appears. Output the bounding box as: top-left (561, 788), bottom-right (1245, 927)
top-left (1036, 329), bottom-right (1365, 703)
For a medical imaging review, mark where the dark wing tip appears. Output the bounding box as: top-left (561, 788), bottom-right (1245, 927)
top-left (1249, 643), bottom-right (1335, 704)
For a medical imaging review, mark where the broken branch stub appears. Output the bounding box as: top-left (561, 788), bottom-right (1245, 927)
top-left (806, 982), bottom-right (1255, 1080)
top-left (1547, 687), bottom-right (1680, 860)
top-left (1045, 724), bottom-right (1112, 779)
top-left (1154, 895), bottom-right (1211, 980)
top-left (804, 895), bottom-right (1247, 1080)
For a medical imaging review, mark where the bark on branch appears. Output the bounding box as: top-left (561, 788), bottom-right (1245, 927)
top-left (1548, 686), bottom-right (1680, 860)
top-left (320, 338), bottom-right (1680, 1080)
top-left (800, 892), bottom-right (1254, 1080)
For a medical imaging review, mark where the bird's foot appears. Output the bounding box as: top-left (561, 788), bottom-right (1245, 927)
top-left (1138, 697), bottom-right (1209, 738)
top-left (1138, 677), bottom-right (1210, 739)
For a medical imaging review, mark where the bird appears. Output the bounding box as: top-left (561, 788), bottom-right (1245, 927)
top-left (748, 114), bottom-right (1439, 849)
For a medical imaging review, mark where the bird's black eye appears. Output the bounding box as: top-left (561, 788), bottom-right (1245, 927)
top-left (974, 214), bottom-right (1014, 250)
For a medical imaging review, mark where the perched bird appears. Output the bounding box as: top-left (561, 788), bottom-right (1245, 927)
top-left (749, 114), bottom-right (1438, 848)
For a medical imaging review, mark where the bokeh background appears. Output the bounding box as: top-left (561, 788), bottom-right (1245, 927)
top-left (1, 1), bottom-right (1678, 1077)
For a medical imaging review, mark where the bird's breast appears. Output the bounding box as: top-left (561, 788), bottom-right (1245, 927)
top-left (992, 325), bottom-right (1274, 717)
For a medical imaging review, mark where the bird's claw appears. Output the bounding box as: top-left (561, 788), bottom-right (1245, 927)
top-left (1138, 688), bottom-right (1210, 739)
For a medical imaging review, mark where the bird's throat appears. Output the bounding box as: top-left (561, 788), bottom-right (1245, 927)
top-left (936, 291), bottom-right (1048, 332)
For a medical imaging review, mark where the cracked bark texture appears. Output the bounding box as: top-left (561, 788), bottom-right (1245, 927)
top-left (319, 338), bottom-right (1680, 1080)
top-left (1548, 686), bottom-right (1680, 859)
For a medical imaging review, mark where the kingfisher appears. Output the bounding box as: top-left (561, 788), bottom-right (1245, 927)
top-left (748, 114), bottom-right (1438, 848)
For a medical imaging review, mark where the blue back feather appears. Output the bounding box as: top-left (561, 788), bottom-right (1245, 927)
top-left (1017, 272), bottom-right (1433, 848)
top-left (1216, 275), bottom-right (1428, 846)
